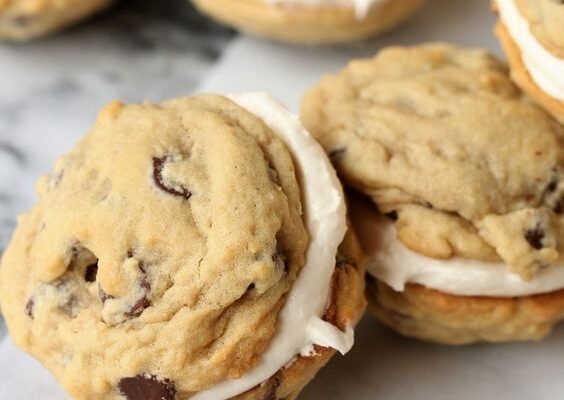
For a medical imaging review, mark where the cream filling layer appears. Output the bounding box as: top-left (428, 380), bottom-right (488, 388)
top-left (496, 0), bottom-right (564, 101)
top-left (193, 93), bottom-right (351, 400)
top-left (264, 0), bottom-right (387, 19)
top-left (351, 198), bottom-right (564, 297)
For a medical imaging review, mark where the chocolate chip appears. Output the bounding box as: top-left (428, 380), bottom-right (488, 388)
top-left (25, 298), bottom-right (34, 318)
top-left (329, 148), bottom-right (346, 162)
top-left (126, 276), bottom-right (151, 318)
top-left (525, 225), bottom-right (545, 250)
top-left (118, 375), bottom-right (176, 400)
top-left (152, 157), bottom-right (192, 200)
top-left (385, 211), bottom-right (398, 221)
top-left (84, 262), bottom-right (98, 283)
top-left (547, 178), bottom-right (558, 193)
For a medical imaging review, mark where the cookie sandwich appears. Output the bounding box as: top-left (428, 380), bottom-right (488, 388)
top-left (0, 0), bottom-right (114, 41)
top-left (302, 43), bottom-right (564, 345)
top-left (191, 0), bottom-right (426, 44)
top-left (0, 93), bottom-right (365, 399)
top-left (494, 0), bottom-right (564, 123)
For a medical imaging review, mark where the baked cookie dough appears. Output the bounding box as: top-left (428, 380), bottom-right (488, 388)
top-left (0, 93), bottom-right (365, 399)
top-left (0, 0), bottom-right (114, 41)
top-left (191, 0), bottom-right (426, 44)
top-left (494, 0), bottom-right (564, 123)
top-left (302, 43), bottom-right (564, 344)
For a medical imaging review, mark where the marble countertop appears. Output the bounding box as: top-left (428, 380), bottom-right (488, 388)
top-left (0, 0), bottom-right (233, 253)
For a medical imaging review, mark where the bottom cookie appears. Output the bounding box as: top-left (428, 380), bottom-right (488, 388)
top-left (237, 228), bottom-right (366, 399)
top-left (495, 22), bottom-right (564, 124)
top-left (191, 0), bottom-right (425, 44)
top-left (367, 277), bottom-right (564, 345)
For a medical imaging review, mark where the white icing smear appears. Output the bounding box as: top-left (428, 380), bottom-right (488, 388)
top-left (351, 196), bottom-right (564, 297)
top-left (264, 0), bottom-right (387, 19)
top-left (193, 93), bottom-right (351, 400)
top-left (496, 0), bottom-right (564, 101)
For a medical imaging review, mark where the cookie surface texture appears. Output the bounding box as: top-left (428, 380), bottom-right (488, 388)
top-left (0, 94), bottom-right (310, 399)
top-left (302, 43), bottom-right (564, 281)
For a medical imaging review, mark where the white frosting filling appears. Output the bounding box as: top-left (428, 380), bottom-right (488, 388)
top-left (351, 197), bottom-right (564, 297)
top-left (496, 0), bottom-right (564, 101)
top-left (264, 0), bottom-right (387, 19)
top-left (192, 93), bottom-right (352, 400)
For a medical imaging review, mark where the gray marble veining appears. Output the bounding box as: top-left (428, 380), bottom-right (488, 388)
top-left (0, 0), bottom-right (233, 254)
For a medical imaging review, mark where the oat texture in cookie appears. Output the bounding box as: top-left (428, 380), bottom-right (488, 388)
top-left (0, 95), bottom-right (309, 399)
top-left (302, 43), bottom-right (564, 280)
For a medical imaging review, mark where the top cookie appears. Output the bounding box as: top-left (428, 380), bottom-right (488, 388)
top-left (301, 43), bottom-right (564, 280)
top-left (514, 0), bottom-right (564, 57)
top-left (0, 94), bottom-right (308, 398)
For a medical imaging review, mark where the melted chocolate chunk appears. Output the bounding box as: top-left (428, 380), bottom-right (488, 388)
top-left (118, 375), bottom-right (176, 400)
top-left (152, 157), bottom-right (192, 200)
top-left (385, 210), bottom-right (398, 221)
top-left (525, 225), bottom-right (545, 250)
top-left (84, 262), bottom-right (98, 283)
top-left (25, 298), bottom-right (34, 318)
top-left (127, 276), bottom-right (151, 318)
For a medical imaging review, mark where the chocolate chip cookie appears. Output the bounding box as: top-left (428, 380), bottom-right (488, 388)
top-left (302, 43), bottom-right (564, 344)
top-left (0, 93), bottom-right (366, 398)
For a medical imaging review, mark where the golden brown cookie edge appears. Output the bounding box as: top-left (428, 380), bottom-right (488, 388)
top-left (191, 0), bottom-right (426, 44)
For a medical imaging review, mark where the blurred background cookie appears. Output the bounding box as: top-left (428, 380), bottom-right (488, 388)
top-left (493, 0), bottom-right (564, 123)
top-left (190, 0), bottom-right (427, 44)
top-left (0, 0), bottom-right (115, 41)
top-left (302, 43), bottom-right (564, 344)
